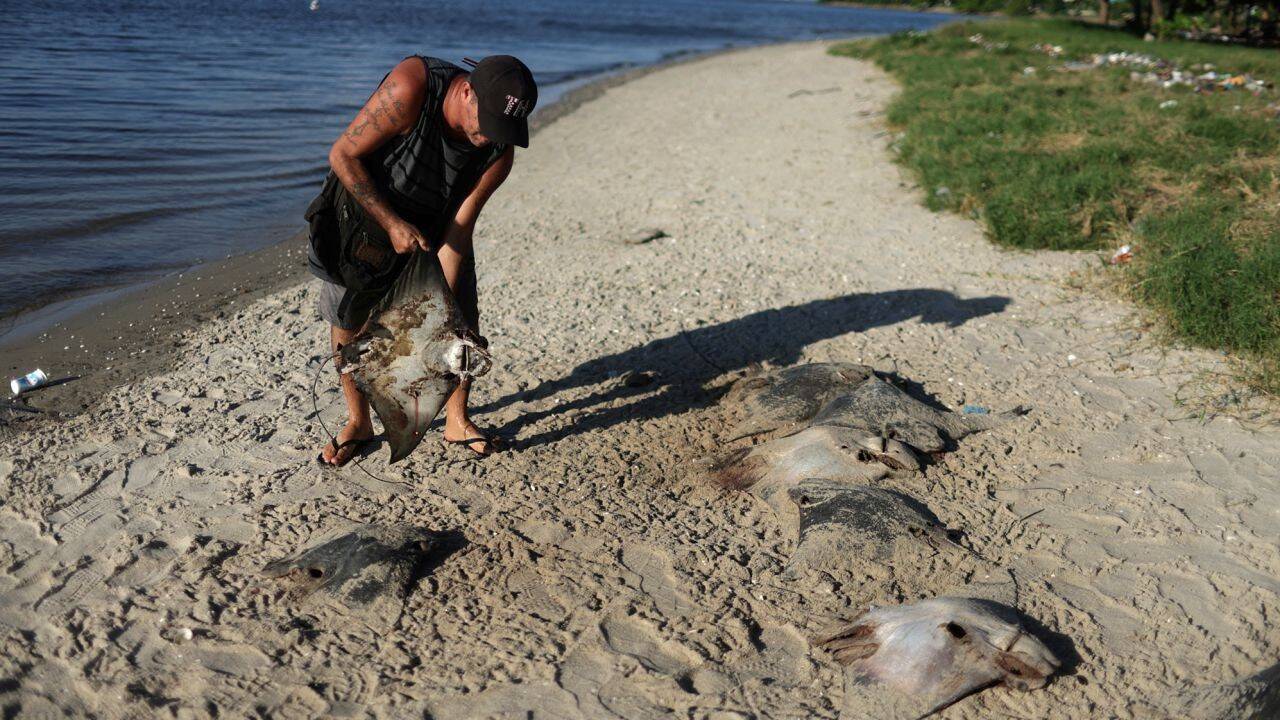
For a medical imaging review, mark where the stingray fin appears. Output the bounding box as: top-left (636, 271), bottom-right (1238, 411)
top-left (366, 375), bottom-right (456, 463)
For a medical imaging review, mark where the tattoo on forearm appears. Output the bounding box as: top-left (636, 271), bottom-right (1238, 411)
top-left (341, 166), bottom-right (397, 230)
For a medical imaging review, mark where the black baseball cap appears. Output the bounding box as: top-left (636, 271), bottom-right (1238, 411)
top-left (465, 55), bottom-right (538, 148)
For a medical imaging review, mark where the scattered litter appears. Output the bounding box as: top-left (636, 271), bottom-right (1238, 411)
top-left (962, 405), bottom-right (990, 415)
top-left (1067, 354), bottom-right (1078, 362)
top-left (934, 186), bottom-right (951, 198)
top-left (967, 33), bottom-right (1009, 52)
top-left (1022, 66), bottom-right (1037, 76)
top-left (1032, 43), bottom-right (1064, 57)
top-left (1031, 46), bottom-right (1271, 94)
top-left (1110, 244), bottom-right (1134, 264)
top-left (10, 368), bottom-right (48, 397)
top-left (1159, 99), bottom-right (1178, 109)
top-left (309, 0), bottom-right (319, 10)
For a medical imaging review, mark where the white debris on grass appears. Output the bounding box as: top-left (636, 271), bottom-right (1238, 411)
top-left (1049, 49), bottom-right (1270, 94)
top-left (964, 34), bottom-right (1271, 94)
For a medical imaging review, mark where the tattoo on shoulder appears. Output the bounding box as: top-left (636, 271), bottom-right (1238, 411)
top-left (343, 78), bottom-right (410, 146)
top-left (351, 181), bottom-right (376, 200)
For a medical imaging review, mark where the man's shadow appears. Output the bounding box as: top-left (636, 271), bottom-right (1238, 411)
top-left (480, 289), bottom-right (1009, 448)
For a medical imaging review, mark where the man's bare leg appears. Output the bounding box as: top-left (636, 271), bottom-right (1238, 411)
top-left (442, 379), bottom-right (495, 455)
top-left (320, 324), bottom-right (376, 465)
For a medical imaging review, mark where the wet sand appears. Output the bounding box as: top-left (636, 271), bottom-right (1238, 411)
top-left (1, 39), bottom-right (1277, 718)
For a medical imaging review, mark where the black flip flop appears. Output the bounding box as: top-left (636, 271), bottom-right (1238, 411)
top-left (444, 434), bottom-right (502, 457)
top-left (316, 437), bottom-right (371, 468)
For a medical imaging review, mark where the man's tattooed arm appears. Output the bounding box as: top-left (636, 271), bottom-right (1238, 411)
top-left (340, 162), bottom-right (399, 228)
top-left (329, 62), bottom-right (425, 243)
top-left (343, 79), bottom-right (408, 146)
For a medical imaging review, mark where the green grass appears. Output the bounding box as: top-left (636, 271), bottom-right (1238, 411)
top-left (832, 19), bottom-right (1280, 394)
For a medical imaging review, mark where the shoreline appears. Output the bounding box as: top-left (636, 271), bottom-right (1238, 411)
top-left (0, 39), bottom-right (840, 430)
top-left (821, 0), bottom-right (974, 15)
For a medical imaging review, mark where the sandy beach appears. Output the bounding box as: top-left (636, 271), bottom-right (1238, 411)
top-left (1, 39), bottom-right (1277, 718)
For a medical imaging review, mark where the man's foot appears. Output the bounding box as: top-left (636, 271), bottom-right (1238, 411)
top-left (443, 418), bottom-right (499, 457)
top-left (319, 422), bottom-right (375, 467)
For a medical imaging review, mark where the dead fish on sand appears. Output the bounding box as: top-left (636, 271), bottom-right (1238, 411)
top-left (707, 363), bottom-right (1057, 716)
top-left (262, 524), bottom-right (437, 630)
top-left (713, 363), bottom-right (1027, 514)
top-left (339, 252), bottom-right (491, 462)
top-left (711, 364), bottom-right (1029, 534)
top-left (816, 597), bottom-right (1059, 718)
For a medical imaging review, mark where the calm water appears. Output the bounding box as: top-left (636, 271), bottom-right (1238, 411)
top-left (0, 0), bottom-right (955, 320)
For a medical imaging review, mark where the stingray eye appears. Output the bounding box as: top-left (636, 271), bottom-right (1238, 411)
top-left (945, 623), bottom-right (966, 639)
top-left (308, 567), bottom-right (325, 579)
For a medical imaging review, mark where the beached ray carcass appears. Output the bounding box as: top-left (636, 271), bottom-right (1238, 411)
top-left (709, 363), bottom-right (1058, 717)
top-left (262, 524), bottom-right (438, 630)
top-left (338, 250), bottom-right (491, 462)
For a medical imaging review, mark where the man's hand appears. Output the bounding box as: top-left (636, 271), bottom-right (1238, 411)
top-left (388, 220), bottom-right (431, 254)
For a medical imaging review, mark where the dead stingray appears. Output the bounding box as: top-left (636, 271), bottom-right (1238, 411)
top-left (339, 251), bottom-right (491, 462)
top-left (262, 525), bottom-right (436, 629)
top-left (787, 479), bottom-right (963, 574)
top-left (713, 366), bottom-right (1026, 498)
top-left (711, 426), bottom-right (918, 515)
top-left (707, 364), bottom-right (1058, 715)
top-left (811, 374), bottom-right (1027, 456)
top-left (815, 597), bottom-right (1060, 719)
top-left (723, 362), bottom-right (874, 440)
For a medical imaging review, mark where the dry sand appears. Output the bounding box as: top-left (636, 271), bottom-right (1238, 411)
top-left (1, 40), bottom-right (1277, 719)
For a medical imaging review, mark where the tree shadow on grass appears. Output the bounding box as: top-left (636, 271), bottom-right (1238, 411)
top-left (480, 289), bottom-right (1010, 449)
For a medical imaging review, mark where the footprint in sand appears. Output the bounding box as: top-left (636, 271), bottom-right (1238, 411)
top-left (504, 566), bottom-right (567, 624)
top-left (600, 612), bottom-right (701, 677)
top-left (620, 543), bottom-right (693, 618)
top-left (309, 667), bottom-right (379, 710)
top-left (722, 620), bottom-right (813, 689)
top-left (35, 563), bottom-right (107, 615)
top-left (48, 472), bottom-right (122, 542)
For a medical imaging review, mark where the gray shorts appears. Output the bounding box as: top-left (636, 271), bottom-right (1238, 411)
top-left (316, 280), bottom-right (363, 330)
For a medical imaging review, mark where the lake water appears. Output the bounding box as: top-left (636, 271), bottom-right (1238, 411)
top-left (0, 0), bottom-right (956, 321)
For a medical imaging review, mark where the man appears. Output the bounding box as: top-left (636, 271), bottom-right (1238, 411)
top-left (306, 54), bottom-right (537, 466)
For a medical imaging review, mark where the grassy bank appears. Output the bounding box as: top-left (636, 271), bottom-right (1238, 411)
top-left (833, 19), bottom-right (1280, 394)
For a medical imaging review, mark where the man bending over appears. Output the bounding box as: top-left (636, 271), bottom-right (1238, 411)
top-left (306, 54), bottom-right (537, 465)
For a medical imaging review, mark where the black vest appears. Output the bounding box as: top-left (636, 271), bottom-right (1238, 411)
top-left (306, 56), bottom-right (506, 295)
top-left (369, 56), bottom-right (507, 234)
